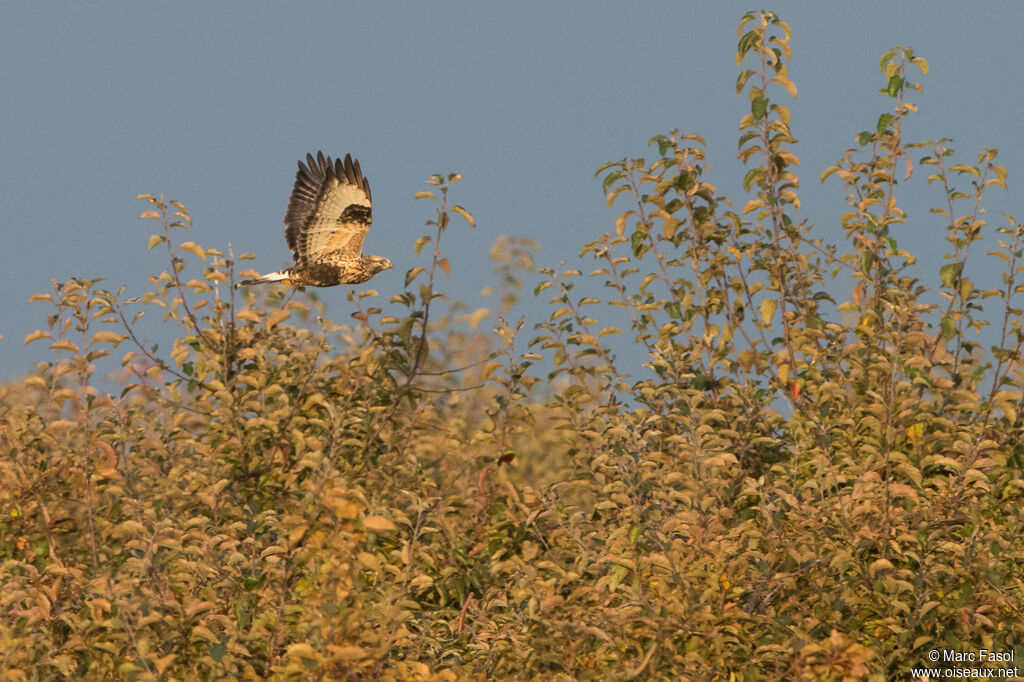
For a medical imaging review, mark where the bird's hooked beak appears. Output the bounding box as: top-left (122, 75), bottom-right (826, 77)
top-left (383, 258), bottom-right (394, 270)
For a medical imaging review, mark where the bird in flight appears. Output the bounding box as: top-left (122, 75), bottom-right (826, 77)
top-left (237, 152), bottom-right (392, 288)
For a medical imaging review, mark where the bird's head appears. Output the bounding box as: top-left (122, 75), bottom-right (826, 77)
top-left (367, 255), bottom-right (393, 274)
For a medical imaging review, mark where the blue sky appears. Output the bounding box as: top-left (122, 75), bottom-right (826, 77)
top-left (2, 3), bottom-right (1022, 383)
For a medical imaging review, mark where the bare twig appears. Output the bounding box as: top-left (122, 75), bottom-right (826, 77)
top-left (456, 593), bottom-right (474, 635)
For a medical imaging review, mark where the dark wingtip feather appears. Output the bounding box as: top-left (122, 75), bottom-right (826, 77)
top-left (339, 153), bottom-right (370, 203)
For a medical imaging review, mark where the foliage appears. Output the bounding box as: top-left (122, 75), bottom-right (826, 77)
top-left (3, 11), bottom-right (1024, 680)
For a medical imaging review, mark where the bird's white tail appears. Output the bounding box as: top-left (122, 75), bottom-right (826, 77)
top-left (236, 271), bottom-right (290, 287)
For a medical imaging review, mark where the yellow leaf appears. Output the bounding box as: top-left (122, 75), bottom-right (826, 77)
top-left (758, 298), bottom-right (777, 326)
top-left (437, 258), bottom-right (451, 276)
top-left (869, 558), bottom-right (894, 577)
top-left (615, 211), bottom-right (634, 236)
top-left (771, 74), bottom-right (798, 98)
top-left (480, 361), bottom-right (502, 383)
top-left (362, 515), bottom-right (397, 532)
top-left (140, 210), bottom-right (160, 220)
top-left (451, 205), bottom-right (475, 227)
top-left (852, 281), bottom-right (865, 308)
top-left (743, 199), bottom-right (765, 214)
top-left (777, 150), bottom-right (800, 166)
top-left (185, 600), bottom-right (216, 618)
top-left (24, 330), bottom-right (52, 345)
top-left (606, 184), bottom-right (631, 207)
top-left (260, 545), bottom-right (286, 559)
top-left (266, 309), bottom-right (290, 329)
top-left (49, 339), bottom-right (80, 353)
top-left (330, 646), bottom-right (368, 660)
top-left (192, 625), bottom-right (217, 643)
top-left (236, 310), bottom-right (262, 323)
top-left (335, 501), bottom-right (360, 519)
top-left (285, 643), bottom-right (318, 660)
top-left (148, 234), bottom-right (166, 250)
top-left (356, 552), bottom-right (380, 570)
top-left (179, 241), bottom-right (206, 260)
top-left (153, 654), bottom-right (176, 675)
top-left (413, 190), bottom-right (437, 201)
top-left (52, 388), bottom-right (78, 404)
top-left (468, 308), bottom-right (490, 330)
top-left (92, 331), bottom-right (127, 345)
top-left (28, 293), bottom-right (53, 303)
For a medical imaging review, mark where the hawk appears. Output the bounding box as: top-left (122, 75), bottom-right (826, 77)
top-left (237, 152), bottom-right (392, 288)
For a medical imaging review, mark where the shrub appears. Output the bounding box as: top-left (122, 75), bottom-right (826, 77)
top-left (2, 10), bottom-right (1022, 681)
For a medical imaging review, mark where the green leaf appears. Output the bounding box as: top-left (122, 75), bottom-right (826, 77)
top-left (941, 315), bottom-right (957, 341)
top-left (243, 576), bottom-right (264, 591)
top-left (675, 172), bottom-right (696, 193)
top-left (664, 301), bottom-right (682, 319)
top-left (886, 75), bottom-right (905, 97)
top-left (742, 168), bottom-right (764, 192)
top-left (738, 130), bottom-right (760, 148)
top-left (878, 49), bottom-right (897, 73)
top-left (738, 30), bottom-right (760, 57)
top-left (736, 69), bottom-right (756, 96)
top-left (876, 113), bottom-right (894, 134)
top-left (602, 171), bottom-right (624, 195)
top-left (630, 231), bottom-right (647, 257)
top-left (860, 250), bottom-right (873, 277)
top-left (751, 96), bottom-right (768, 120)
top-left (939, 262), bottom-right (963, 288)
top-left (857, 131), bottom-right (873, 146)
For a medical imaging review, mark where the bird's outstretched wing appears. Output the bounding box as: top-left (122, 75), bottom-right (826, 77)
top-left (284, 152), bottom-right (372, 265)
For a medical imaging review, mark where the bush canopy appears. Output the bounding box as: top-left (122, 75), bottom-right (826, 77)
top-left (2, 10), bottom-right (1022, 681)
